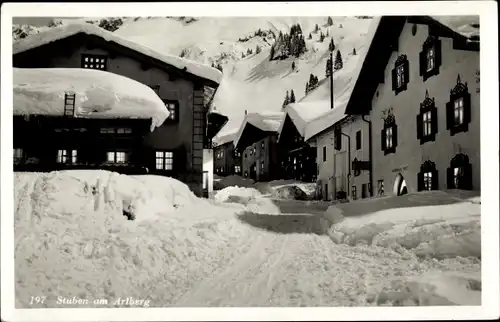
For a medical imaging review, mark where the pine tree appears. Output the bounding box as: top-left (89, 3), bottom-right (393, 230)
top-left (290, 90), bottom-right (296, 103)
top-left (256, 45), bottom-right (261, 54)
top-left (334, 50), bottom-right (343, 70)
top-left (308, 32), bottom-right (312, 39)
top-left (326, 28), bottom-right (329, 37)
top-left (292, 61), bottom-right (296, 71)
top-left (327, 16), bottom-right (334, 26)
top-left (269, 44), bottom-right (275, 60)
top-left (242, 52), bottom-right (246, 58)
top-left (283, 90), bottom-right (290, 108)
top-left (353, 47), bottom-right (357, 55)
top-left (315, 24), bottom-right (319, 32)
top-left (319, 32), bottom-right (325, 42)
top-left (339, 23), bottom-right (343, 28)
top-left (325, 57), bottom-right (332, 77)
top-left (217, 64), bottom-right (223, 72)
top-left (305, 81), bottom-right (310, 95)
top-left (329, 38), bottom-right (335, 52)
top-left (296, 23), bottom-right (302, 35)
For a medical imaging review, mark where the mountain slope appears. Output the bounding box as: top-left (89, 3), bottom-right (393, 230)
top-left (114, 17), bottom-right (374, 138)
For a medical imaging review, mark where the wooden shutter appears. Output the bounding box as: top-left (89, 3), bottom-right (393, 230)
top-left (446, 167), bottom-right (454, 189)
top-left (417, 171), bottom-right (424, 191)
top-left (431, 107), bottom-right (438, 135)
top-left (403, 59), bottom-right (410, 85)
top-left (431, 169), bottom-right (439, 190)
top-left (392, 124), bottom-right (398, 148)
top-left (419, 51), bottom-right (426, 77)
top-left (463, 92), bottom-right (472, 125)
top-left (446, 101), bottom-right (454, 130)
top-left (416, 113), bottom-right (423, 139)
top-left (434, 39), bottom-right (442, 69)
top-left (391, 68), bottom-right (397, 91)
top-left (463, 163), bottom-right (473, 190)
top-left (381, 128), bottom-right (386, 151)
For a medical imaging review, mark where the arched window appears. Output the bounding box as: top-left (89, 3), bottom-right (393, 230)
top-left (447, 153), bottom-right (473, 190)
top-left (418, 160), bottom-right (438, 191)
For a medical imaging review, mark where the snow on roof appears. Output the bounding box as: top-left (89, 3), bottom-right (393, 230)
top-left (233, 112), bottom-right (285, 148)
top-left (303, 17), bottom-right (381, 142)
top-left (430, 15), bottom-right (479, 39)
top-left (12, 22), bottom-right (223, 86)
top-left (213, 130), bottom-right (237, 147)
top-left (13, 68), bottom-right (170, 131)
top-left (278, 101), bottom-right (332, 140)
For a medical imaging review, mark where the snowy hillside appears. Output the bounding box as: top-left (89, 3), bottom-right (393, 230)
top-left (113, 16), bottom-right (374, 137)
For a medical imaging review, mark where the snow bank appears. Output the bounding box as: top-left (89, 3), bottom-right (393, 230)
top-left (253, 179), bottom-right (317, 200)
top-left (13, 22), bottom-right (223, 85)
top-left (13, 68), bottom-right (169, 131)
top-left (213, 175), bottom-right (255, 191)
top-left (326, 191), bottom-right (481, 260)
top-left (15, 170), bottom-right (258, 308)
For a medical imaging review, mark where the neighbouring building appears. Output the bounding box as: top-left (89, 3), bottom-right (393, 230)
top-left (344, 16), bottom-right (480, 197)
top-left (277, 102), bottom-right (331, 182)
top-left (12, 23), bottom-right (227, 197)
top-left (233, 112), bottom-right (284, 182)
top-left (213, 134), bottom-right (242, 176)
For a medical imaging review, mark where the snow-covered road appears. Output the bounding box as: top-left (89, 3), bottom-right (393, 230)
top-left (14, 172), bottom-right (481, 308)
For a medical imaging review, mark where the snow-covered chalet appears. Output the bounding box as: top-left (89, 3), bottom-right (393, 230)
top-left (12, 23), bottom-right (228, 197)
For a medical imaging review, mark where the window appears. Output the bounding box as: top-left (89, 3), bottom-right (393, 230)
top-left (261, 160), bottom-right (264, 170)
top-left (356, 130), bottom-right (361, 150)
top-left (249, 149), bottom-right (253, 156)
top-left (362, 183), bottom-right (368, 199)
top-left (244, 171), bottom-right (248, 177)
top-left (235, 165), bottom-right (241, 173)
top-left (107, 151), bottom-right (127, 164)
top-left (446, 75), bottom-right (472, 136)
top-left (14, 148), bottom-right (23, 163)
top-left (381, 114), bottom-right (397, 155)
top-left (322, 146), bottom-right (327, 162)
top-left (447, 153), bottom-right (473, 190)
top-left (417, 90), bottom-right (438, 144)
top-left (334, 127), bottom-right (342, 151)
top-left (419, 36), bottom-right (442, 81)
top-left (351, 185), bottom-right (357, 200)
top-left (377, 180), bottom-right (384, 196)
top-left (253, 147), bottom-right (256, 155)
top-left (116, 128), bottom-right (132, 134)
top-left (100, 128), bottom-right (115, 134)
top-left (234, 150), bottom-right (241, 158)
top-left (163, 100), bottom-right (179, 122)
top-left (57, 149), bottom-right (77, 164)
top-left (244, 153), bottom-right (247, 159)
top-left (81, 54), bottom-right (107, 70)
top-left (293, 157), bottom-right (297, 170)
top-left (391, 54), bottom-right (409, 95)
top-left (155, 151), bottom-right (173, 170)
top-left (418, 160), bottom-right (438, 191)
top-left (261, 141), bottom-right (265, 149)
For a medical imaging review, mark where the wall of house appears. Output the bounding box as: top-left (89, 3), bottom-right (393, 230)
top-left (315, 131), bottom-right (335, 201)
top-left (203, 149), bottom-right (214, 196)
top-left (371, 22), bottom-right (480, 196)
top-left (241, 135), bottom-right (278, 182)
top-left (213, 142), bottom-right (240, 176)
top-left (14, 36), bottom-right (208, 196)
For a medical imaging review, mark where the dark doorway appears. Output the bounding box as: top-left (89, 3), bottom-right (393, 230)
top-left (250, 163), bottom-right (257, 181)
top-left (393, 172), bottom-right (408, 196)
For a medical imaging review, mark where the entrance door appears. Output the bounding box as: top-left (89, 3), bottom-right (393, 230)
top-left (250, 163), bottom-right (257, 181)
top-left (393, 173), bottom-right (408, 196)
top-left (202, 171), bottom-right (209, 198)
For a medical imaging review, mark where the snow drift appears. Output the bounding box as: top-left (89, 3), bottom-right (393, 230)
top-left (13, 68), bottom-right (170, 131)
top-left (213, 175), bottom-right (255, 190)
top-left (326, 191), bottom-right (481, 260)
top-left (213, 186), bottom-right (280, 214)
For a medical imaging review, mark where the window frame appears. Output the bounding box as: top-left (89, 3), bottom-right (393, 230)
top-left (81, 54), bottom-right (108, 71)
top-left (351, 185), bottom-right (357, 200)
top-left (14, 148), bottom-right (24, 164)
top-left (416, 91), bottom-right (438, 145)
top-left (446, 75), bottom-right (471, 136)
top-left (419, 36), bottom-right (442, 82)
top-left (155, 151), bottom-right (174, 171)
top-left (57, 149), bottom-right (77, 164)
top-left (391, 54), bottom-right (409, 95)
top-left (162, 100), bottom-right (180, 123)
top-left (356, 130), bottom-right (362, 150)
top-left (381, 114), bottom-right (398, 155)
top-left (446, 153), bottom-right (473, 190)
top-left (322, 146), bottom-right (327, 162)
top-left (417, 160), bottom-right (438, 191)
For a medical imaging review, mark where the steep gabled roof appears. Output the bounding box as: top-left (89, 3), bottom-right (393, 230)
top-left (277, 101), bottom-right (331, 141)
top-left (345, 15), bottom-right (479, 115)
top-left (13, 22), bottom-right (223, 87)
top-left (233, 112), bottom-right (285, 149)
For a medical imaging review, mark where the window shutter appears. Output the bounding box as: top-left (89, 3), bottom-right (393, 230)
top-left (334, 128), bottom-right (342, 151)
top-left (463, 163), bottom-right (473, 190)
top-left (446, 167), bottom-right (454, 189)
top-left (391, 68), bottom-right (397, 91)
top-left (403, 59), bottom-right (410, 85)
top-left (463, 92), bottom-right (472, 125)
top-left (435, 39), bottom-right (442, 68)
top-left (416, 114), bottom-right (423, 139)
top-left (446, 101), bottom-right (453, 129)
top-left (417, 171), bottom-right (424, 191)
top-left (431, 169), bottom-right (439, 190)
top-left (419, 51), bottom-right (426, 77)
top-left (381, 128), bottom-right (386, 151)
top-left (392, 124), bottom-right (398, 147)
top-left (431, 107), bottom-right (438, 135)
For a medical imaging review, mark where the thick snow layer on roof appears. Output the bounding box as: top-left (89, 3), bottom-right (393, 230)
top-left (13, 68), bottom-right (169, 131)
top-left (12, 22), bottom-right (222, 85)
top-left (233, 112), bottom-right (285, 148)
top-left (213, 130), bottom-right (237, 147)
top-left (303, 17), bottom-right (382, 142)
top-left (278, 101), bottom-right (332, 139)
top-left (431, 15), bottom-right (480, 39)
